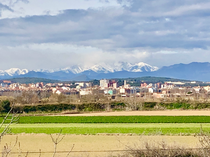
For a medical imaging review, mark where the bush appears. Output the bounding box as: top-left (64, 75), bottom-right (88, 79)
top-left (144, 102), bottom-right (157, 108)
top-left (110, 102), bottom-right (126, 109)
top-left (194, 103), bottom-right (210, 109)
top-left (122, 141), bottom-right (201, 157)
top-left (1, 100), bottom-right (11, 113)
top-left (13, 106), bottom-right (24, 113)
top-left (159, 102), bottom-right (191, 109)
top-left (182, 103), bottom-right (191, 109)
top-left (78, 103), bottom-right (106, 111)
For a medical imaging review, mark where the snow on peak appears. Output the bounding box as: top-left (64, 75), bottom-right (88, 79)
top-left (61, 62), bottom-right (159, 74)
top-left (131, 62), bottom-right (159, 72)
top-left (61, 65), bottom-right (88, 74)
top-left (0, 62), bottom-right (159, 77)
top-left (3, 68), bottom-right (29, 76)
top-left (90, 63), bottom-right (115, 73)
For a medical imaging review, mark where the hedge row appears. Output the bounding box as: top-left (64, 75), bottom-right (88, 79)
top-left (142, 102), bottom-right (210, 110)
top-left (9, 102), bottom-right (210, 113)
top-left (159, 102), bottom-right (210, 110)
top-left (21, 104), bottom-right (76, 113)
top-left (13, 102), bottom-right (126, 113)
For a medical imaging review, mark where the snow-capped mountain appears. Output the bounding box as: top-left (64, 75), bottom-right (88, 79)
top-left (0, 62), bottom-right (158, 77)
top-left (129, 62), bottom-right (159, 72)
top-left (0, 62), bottom-right (159, 80)
top-left (61, 65), bottom-right (88, 74)
top-left (0, 68), bottom-right (29, 76)
top-left (60, 62), bottom-right (159, 74)
top-left (1, 62), bottom-right (210, 81)
top-left (111, 62), bottom-right (159, 72)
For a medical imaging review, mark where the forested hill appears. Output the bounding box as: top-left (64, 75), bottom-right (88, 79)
top-left (0, 77), bottom-right (60, 84)
top-left (113, 76), bottom-right (191, 86)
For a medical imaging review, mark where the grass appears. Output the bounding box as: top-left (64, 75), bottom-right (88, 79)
top-left (9, 116), bottom-right (210, 123)
top-left (5, 123), bottom-right (210, 135)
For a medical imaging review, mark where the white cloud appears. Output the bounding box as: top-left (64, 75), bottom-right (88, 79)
top-left (156, 50), bottom-right (178, 54)
top-left (0, 43), bottom-right (151, 70)
top-left (0, 0), bottom-right (210, 70)
top-left (0, 0), bottom-right (120, 19)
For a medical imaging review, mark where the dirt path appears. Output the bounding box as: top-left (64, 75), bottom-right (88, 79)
top-left (62, 110), bottom-right (210, 116)
top-left (0, 134), bottom-right (200, 157)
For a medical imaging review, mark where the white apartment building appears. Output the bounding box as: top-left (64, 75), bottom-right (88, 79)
top-left (100, 79), bottom-right (109, 88)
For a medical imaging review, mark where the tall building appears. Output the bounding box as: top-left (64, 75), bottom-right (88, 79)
top-left (156, 83), bottom-right (161, 88)
top-left (100, 79), bottom-right (109, 88)
top-left (124, 80), bottom-right (126, 86)
top-left (124, 80), bottom-right (130, 88)
top-left (113, 82), bottom-right (118, 89)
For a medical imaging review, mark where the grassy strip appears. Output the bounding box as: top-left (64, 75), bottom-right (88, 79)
top-left (9, 116), bottom-right (210, 123)
top-left (5, 123), bottom-right (210, 135)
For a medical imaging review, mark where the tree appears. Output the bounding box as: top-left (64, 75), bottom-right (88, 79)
top-left (15, 91), bottom-right (39, 104)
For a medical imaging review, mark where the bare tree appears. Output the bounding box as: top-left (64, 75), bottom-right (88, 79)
top-left (0, 106), bottom-right (19, 142)
top-left (0, 104), bottom-right (20, 157)
top-left (50, 130), bottom-right (74, 157)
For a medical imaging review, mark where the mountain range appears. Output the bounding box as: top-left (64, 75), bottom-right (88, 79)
top-left (0, 62), bottom-right (210, 82)
top-left (35, 62), bottom-right (159, 74)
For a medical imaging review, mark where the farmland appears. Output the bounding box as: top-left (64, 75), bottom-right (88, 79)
top-left (1, 112), bottom-right (210, 156)
top-left (0, 115), bottom-right (209, 135)
top-left (5, 123), bottom-right (210, 135)
top-left (7, 115), bottom-right (210, 123)
top-left (0, 134), bottom-right (200, 157)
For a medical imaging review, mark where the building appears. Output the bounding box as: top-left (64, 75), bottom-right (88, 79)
top-left (156, 83), bottom-right (161, 88)
top-left (80, 89), bottom-right (92, 95)
top-left (109, 80), bottom-right (118, 88)
top-left (100, 79), bottom-right (109, 88)
top-left (161, 83), bottom-right (174, 89)
top-left (141, 83), bottom-right (147, 88)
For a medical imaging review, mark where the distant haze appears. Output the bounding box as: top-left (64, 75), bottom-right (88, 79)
top-left (0, 0), bottom-right (210, 70)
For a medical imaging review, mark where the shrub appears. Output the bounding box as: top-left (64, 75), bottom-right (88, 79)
top-left (1, 100), bottom-right (11, 113)
top-left (159, 102), bottom-right (191, 109)
top-left (78, 103), bottom-right (105, 111)
top-left (182, 103), bottom-right (191, 109)
top-left (144, 102), bottom-right (157, 108)
top-left (194, 103), bottom-right (210, 109)
top-left (122, 141), bottom-right (201, 157)
top-left (110, 102), bottom-right (126, 109)
top-left (13, 106), bottom-right (24, 113)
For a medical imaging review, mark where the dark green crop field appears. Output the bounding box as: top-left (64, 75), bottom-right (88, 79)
top-left (1, 116), bottom-right (210, 124)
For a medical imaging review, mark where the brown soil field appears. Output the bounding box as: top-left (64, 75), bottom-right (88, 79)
top-left (0, 134), bottom-right (200, 157)
top-left (62, 110), bottom-right (210, 116)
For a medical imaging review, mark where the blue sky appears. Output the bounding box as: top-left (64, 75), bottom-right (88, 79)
top-left (0, 0), bottom-right (210, 70)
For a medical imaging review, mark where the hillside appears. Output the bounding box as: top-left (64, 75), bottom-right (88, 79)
top-left (1, 77), bottom-right (60, 84)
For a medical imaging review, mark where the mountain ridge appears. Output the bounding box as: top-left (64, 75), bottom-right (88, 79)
top-left (0, 62), bottom-right (210, 82)
top-left (0, 62), bottom-right (158, 76)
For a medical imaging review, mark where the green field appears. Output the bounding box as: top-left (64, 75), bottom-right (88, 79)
top-left (1, 116), bottom-right (210, 135)
top-left (8, 116), bottom-right (210, 123)
top-left (3, 123), bottom-right (210, 135)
